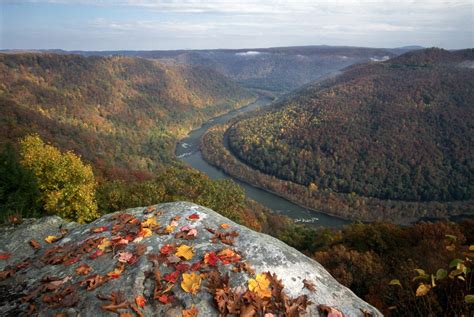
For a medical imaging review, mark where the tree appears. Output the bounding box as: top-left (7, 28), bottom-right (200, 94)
top-left (0, 143), bottom-right (41, 221)
top-left (19, 134), bottom-right (99, 223)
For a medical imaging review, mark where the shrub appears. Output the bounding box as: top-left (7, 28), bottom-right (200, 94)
top-left (19, 134), bottom-right (98, 223)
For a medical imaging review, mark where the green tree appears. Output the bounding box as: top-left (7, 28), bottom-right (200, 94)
top-left (19, 134), bottom-right (99, 223)
top-left (0, 143), bottom-right (41, 221)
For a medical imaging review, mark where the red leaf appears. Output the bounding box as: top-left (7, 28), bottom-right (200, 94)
top-left (89, 250), bottom-right (104, 259)
top-left (160, 244), bottom-right (174, 255)
top-left (187, 213), bottom-right (200, 220)
top-left (64, 257), bottom-right (80, 266)
top-left (157, 294), bottom-right (174, 304)
top-left (175, 263), bottom-right (190, 272)
top-left (191, 262), bottom-right (201, 271)
top-left (0, 252), bottom-right (12, 260)
top-left (127, 255), bottom-right (139, 265)
top-left (204, 252), bottom-right (219, 267)
top-left (163, 271), bottom-right (180, 283)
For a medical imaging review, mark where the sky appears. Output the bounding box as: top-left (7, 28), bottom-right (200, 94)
top-left (0, 0), bottom-right (472, 50)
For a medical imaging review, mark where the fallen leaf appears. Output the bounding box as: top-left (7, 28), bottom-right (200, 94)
top-left (160, 244), bottom-right (175, 255)
top-left (0, 252), bottom-right (12, 260)
top-left (181, 272), bottom-right (201, 294)
top-left (135, 295), bottom-right (146, 308)
top-left (175, 245), bottom-right (194, 260)
top-left (217, 248), bottom-right (241, 264)
top-left (176, 263), bottom-right (191, 272)
top-left (63, 256), bottom-right (80, 266)
top-left (44, 235), bottom-right (59, 244)
top-left (137, 228), bottom-right (152, 238)
top-left (157, 294), bottom-right (174, 304)
top-left (165, 225), bottom-right (175, 234)
top-left (89, 250), bottom-right (104, 259)
top-left (117, 251), bottom-right (133, 263)
top-left (180, 225), bottom-right (191, 232)
top-left (164, 271), bottom-right (180, 283)
top-left (302, 279), bottom-right (316, 292)
top-left (98, 238), bottom-right (111, 251)
top-left (187, 229), bottom-right (198, 237)
top-left (141, 216), bottom-right (158, 228)
top-left (91, 226), bottom-right (108, 233)
top-left (220, 223), bottom-right (230, 229)
top-left (248, 273), bottom-right (271, 298)
top-left (187, 213), bottom-right (200, 221)
top-left (204, 252), bottom-right (219, 266)
top-left (182, 305), bottom-right (198, 317)
top-left (76, 264), bottom-right (92, 275)
top-left (29, 239), bottom-right (41, 250)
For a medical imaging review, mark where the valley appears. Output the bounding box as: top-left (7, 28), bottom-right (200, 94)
top-left (176, 96), bottom-right (350, 227)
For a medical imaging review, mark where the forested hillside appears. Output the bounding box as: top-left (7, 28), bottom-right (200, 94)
top-left (228, 48), bottom-right (473, 204)
top-left (29, 46), bottom-right (409, 92)
top-left (0, 53), bottom-right (255, 176)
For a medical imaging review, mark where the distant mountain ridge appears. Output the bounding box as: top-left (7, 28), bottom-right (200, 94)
top-left (1, 45), bottom-right (424, 92)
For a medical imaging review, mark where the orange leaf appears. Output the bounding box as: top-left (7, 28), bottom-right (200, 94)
top-left (135, 295), bottom-right (146, 308)
top-left (29, 239), bottom-right (41, 250)
top-left (220, 224), bottom-right (230, 229)
top-left (182, 305), bottom-right (198, 317)
top-left (76, 264), bottom-right (92, 275)
top-left (137, 228), bottom-right (152, 238)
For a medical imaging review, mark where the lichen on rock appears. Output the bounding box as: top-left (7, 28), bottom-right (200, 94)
top-left (0, 202), bottom-right (381, 316)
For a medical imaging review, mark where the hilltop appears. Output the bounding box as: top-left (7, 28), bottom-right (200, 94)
top-left (0, 53), bottom-right (255, 174)
top-left (201, 48), bottom-right (474, 221)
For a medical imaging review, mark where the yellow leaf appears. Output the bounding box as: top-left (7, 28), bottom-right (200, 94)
top-left (248, 273), bottom-right (272, 298)
top-left (220, 223), bottom-right (230, 229)
top-left (181, 273), bottom-right (201, 294)
top-left (44, 235), bottom-right (59, 244)
top-left (469, 245), bottom-right (474, 251)
top-left (138, 228), bottom-right (153, 238)
top-left (98, 238), bottom-right (111, 251)
top-left (165, 225), bottom-right (175, 234)
top-left (141, 216), bottom-right (158, 228)
top-left (415, 283), bottom-right (431, 297)
top-left (175, 245), bottom-right (194, 260)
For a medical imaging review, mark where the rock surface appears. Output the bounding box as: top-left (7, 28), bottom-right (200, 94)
top-left (0, 202), bottom-right (381, 316)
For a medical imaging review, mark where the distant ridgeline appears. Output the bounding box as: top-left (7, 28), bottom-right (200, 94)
top-left (15, 45), bottom-right (413, 93)
top-left (0, 53), bottom-right (255, 173)
top-left (226, 48), bottom-right (473, 219)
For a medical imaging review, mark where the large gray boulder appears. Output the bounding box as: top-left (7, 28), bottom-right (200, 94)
top-left (0, 202), bottom-right (381, 316)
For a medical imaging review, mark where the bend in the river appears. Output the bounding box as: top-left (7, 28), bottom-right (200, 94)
top-left (175, 97), bottom-right (351, 228)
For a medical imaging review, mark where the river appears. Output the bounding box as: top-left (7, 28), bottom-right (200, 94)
top-left (176, 97), bottom-right (351, 228)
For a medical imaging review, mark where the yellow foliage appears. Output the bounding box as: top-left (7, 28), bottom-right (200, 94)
top-left (181, 273), bottom-right (201, 294)
top-left (141, 216), bottom-right (158, 228)
top-left (175, 244), bottom-right (194, 260)
top-left (248, 273), bottom-right (272, 298)
top-left (19, 134), bottom-right (98, 223)
top-left (44, 235), bottom-right (59, 244)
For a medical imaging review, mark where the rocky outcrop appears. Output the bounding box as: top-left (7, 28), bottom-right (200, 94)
top-left (0, 202), bottom-right (381, 316)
